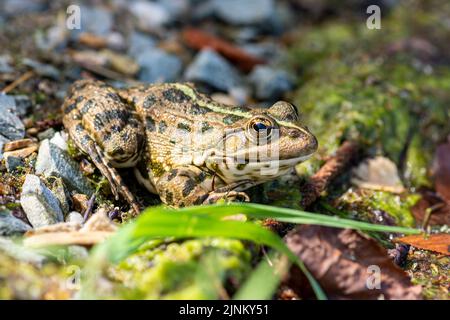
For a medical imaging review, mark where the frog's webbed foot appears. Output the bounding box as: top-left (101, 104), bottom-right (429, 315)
top-left (68, 128), bottom-right (141, 215)
top-left (202, 190), bottom-right (250, 205)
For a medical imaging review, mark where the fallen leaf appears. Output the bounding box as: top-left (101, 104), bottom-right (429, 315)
top-left (182, 28), bottom-right (265, 72)
top-left (395, 234), bottom-right (450, 256)
top-left (411, 191), bottom-right (450, 226)
top-left (283, 225), bottom-right (422, 300)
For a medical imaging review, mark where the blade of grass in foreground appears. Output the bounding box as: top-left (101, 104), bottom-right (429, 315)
top-left (83, 203), bottom-right (420, 300)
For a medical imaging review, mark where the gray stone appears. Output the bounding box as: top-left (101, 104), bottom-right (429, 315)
top-left (158, 0), bottom-right (189, 18)
top-left (49, 131), bottom-right (69, 151)
top-left (20, 174), bottom-right (64, 228)
top-left (5, 155), bottom-right (25, 173)
top-left (78, 6), bottom-right (113, 36)
top-left (22, 58), bottom-right (60, 79)
top-left (128, 31), bottom-right (157, 59)
top-left (137, 48), bottom-right (183, 83)
top-left (212, 0), bottom-right (274, 25)
top-left (51, 178), bottom-right (71, 215)
top-left (0, 210), bottom-right (32, 236)
top-left (129, 1), bottom-right (171, 30)
top-left (35, 139), bottom-right (93, 195)
top-left (37, 127), bottom-right (56, 141)
top-left (185, 49), bottom-right (242, 92)
top-left (0, 94), bottom-right (25, 141)
top-left (65, 211), bottom-right (84, 224)
top-left (249, 66), bottom-right (294, 101)
top-left (12, 95), bottom-right (33, 117)
top-left (0, 135), bottom-right (8, 160)
top-left (0, 55), bottom-right (13, 73)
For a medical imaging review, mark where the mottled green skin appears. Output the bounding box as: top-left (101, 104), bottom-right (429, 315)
top-left (63, 80), bottom-right (318, 210)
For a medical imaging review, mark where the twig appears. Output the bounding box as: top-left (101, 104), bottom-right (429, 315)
top-left (300, 140), bottom-right (361, 208)
top-left (83, 193), bottom-right (96, 223)
top-left (1, 70), bottom-right (34, 94)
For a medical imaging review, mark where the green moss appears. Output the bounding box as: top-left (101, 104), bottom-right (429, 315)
top-left (107, 238), bottom-right (252, 299)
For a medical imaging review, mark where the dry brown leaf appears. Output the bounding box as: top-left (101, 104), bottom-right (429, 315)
top-left (395, 234), bottom-right (450, 255)
top-left (284, 225), bottom-right (422, 300)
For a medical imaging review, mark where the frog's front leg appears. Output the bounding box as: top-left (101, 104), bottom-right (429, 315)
top-left (156, 165), bottom-right (249, 207)
top-left (66, 120), bottom-right (141, 214)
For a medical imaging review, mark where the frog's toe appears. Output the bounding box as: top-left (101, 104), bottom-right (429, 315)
top-left (203, 191), bottom-right (250, 204)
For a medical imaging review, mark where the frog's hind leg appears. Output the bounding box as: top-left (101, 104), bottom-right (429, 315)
top-left (68, 124), bottom-right (141, 215)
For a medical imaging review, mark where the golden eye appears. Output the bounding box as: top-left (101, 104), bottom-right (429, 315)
top-left (247, 117), bottom-right (275, 143)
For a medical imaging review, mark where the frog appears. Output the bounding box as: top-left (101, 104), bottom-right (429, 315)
top-left (62, 80), bottom-right (318, 214)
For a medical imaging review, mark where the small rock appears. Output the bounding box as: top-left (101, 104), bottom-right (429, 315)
top-left (185, 49), bottom-right (242, 92)
top-left (49, 131), bottom-right (68, 151)
top-left (0, 210), bottom-right (32, 236)
top-left (249, 66), bottom-right (294, 101)
top-left (3, 138), bottom-right (35, 152)
top-left (129, 1), bottom-right (171, 30)
top-left (12, 95), bottom-right (32, 116)
top-left (3, 145), bottom-right (38, 162)
top-left (137, 48), bottom-right (183, 83)
top-left (65, 211), bottom-right (84, 224)
top-left (0, 54), bottom-right (13, 73)
top-left (5, 155), bottom-right (25, 173)
top-left (158, 0), bottom-right (189, 18)
top-left (35, 139), bottom-right (93, 195)
top-left (37, 127), bottom-right (56, 141)
top-left (0, 110), bottom-right (25, 141)
top-left (20, 174), bottom-right (64, 228)
top-left (212, 0), bottom-right (274, 25)
top-left (50, 178), bottom-right (71, 215)
top-left (127, 31), bottom-right (157, 59)
top-left (22, 58), bottom-right (60, 79)
top-left (77, 6), bottom-right (113, 37)
top-left (0, 135), bottom-right (9, 160)
top-left (72, 194), bottom-right (89, 213)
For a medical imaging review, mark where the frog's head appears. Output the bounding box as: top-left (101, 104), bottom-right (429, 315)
top-left (209, 101), bottom-right (318, 183)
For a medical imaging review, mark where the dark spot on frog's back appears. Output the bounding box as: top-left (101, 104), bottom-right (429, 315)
top-left (75, 95), bottom-right (84, 104)
top-left (163, 88), bottom-right (191, 104)
top-left (63, 103), bottom-right (76, 114)
top-left (182, 180), bottom-right (196, 197)
top-left (201, 121), bottom-right (212, 133)
top-left (165, 191), bottom-right (174, 204)
top-left (177, 123), bottom-right (191, 132)
top-left (143, 95), bottom-right (157, 109)
top-left (146, 116), bottom-right (156, 131)
top-left (190, 103), bottom-right (209, 115)
top-left (80, 99), bottom-right (94, 114)
top-left (107, 92), bottom-right (121, 102)
top-left (223, 114), bottom-right (242, 125)
top-left (159, 121), bottom-right (167, 133)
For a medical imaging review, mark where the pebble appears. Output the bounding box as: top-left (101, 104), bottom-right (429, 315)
top-left (129, 1), bottom-right (171, 30)
top-left (78, 5), bottom-right (113, 37)
top-left (50, 178), bottom-right (71, 215)
top-left (35, 139), bottom-right (94, 196)
top-left (65, 211), bottom-right (84, 224)
top-left (184, 49), bottom-right (242, 92)
top-left (5, 155), bottom-right (25, 173)
top-left (212, 0), bottom-right (274, 25)
top-left (0, 101), bottom-right (25, 141)
top-left (128, 31), bottom-right (157, 59)
top-left (20, 174), bottom-right (64, 228)
top-left (37, 127), bottom-right (56, 141)
top-left (0, 54), bottom-right (13, 73)
top-left (22, 58), bottom-right (60, 79)
top-left (12, 95), bottom-right (32, 116)
top-left (249, 66), bottom-right (294, 100)
top-left (137, 48), bottom-right (183, 83)
top-left (0, 210), bottom-right (32, 236)
top-left (0, 135), bottom-right (8, 160)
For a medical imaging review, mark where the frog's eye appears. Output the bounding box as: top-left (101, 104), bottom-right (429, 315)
top-left (247, 117), bottom-right (275, 143)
